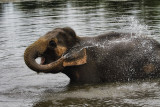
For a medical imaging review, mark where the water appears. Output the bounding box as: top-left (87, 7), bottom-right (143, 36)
top-left (1, 0), bottom-right (160, 106)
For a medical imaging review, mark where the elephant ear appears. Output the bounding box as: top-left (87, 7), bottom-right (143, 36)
top-left (63, 48), bottom-right (87, 67)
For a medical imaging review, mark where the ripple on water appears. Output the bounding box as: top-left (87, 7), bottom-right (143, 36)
top-left (31, 80), bottom-right (160, 106)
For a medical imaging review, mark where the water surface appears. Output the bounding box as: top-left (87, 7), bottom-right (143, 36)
top-left (1, 0), bottom-right (160, 106)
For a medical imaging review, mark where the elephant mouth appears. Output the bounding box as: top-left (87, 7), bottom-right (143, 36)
top-left (39, 49), bottom-right (60, 65)
top-left (40, 57), bottom-right (46, 65)
top-left (39, 56), bottom-right (56, 65)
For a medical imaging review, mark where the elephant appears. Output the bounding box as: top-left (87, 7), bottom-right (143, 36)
top-left (24, 27), bottom-right (160, 83)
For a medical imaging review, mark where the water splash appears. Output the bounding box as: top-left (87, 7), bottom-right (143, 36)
top-left (115, 16), bottom-right (153, 37)
top-left (63, 38), bottom-right (131, 59)
top-left (63, 43), bottom-right (95, 59)
top-left (63, 46), bottom-right (86, 58)
top-left (64, 16), bottom-right (155, 60)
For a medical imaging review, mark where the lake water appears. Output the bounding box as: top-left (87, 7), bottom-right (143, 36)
top-left (1, 0), bottom-right (160, 106)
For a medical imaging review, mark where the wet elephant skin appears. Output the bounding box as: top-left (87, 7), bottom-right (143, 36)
top-left (24, 27), bottom-right (160, 83)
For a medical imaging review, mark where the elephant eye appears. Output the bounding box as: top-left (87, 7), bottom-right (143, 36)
top-left (49, 40), bottom-right (57, 48)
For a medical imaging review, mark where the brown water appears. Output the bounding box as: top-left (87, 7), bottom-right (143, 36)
top-left (1, 0), bottom-right (160, 106)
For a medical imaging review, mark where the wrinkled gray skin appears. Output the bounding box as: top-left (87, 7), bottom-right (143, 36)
top-left (24, 27), bottom-right (160, 83)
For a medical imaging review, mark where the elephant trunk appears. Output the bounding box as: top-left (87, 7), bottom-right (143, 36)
top-left (24, 40), bottom-right (65, 73)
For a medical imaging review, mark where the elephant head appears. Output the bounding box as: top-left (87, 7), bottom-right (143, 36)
top-left (24, 27), bottom-right (87, 73)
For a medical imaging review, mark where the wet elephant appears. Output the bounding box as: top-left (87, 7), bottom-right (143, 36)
top-left (24, 27), bottom-right (160, 83)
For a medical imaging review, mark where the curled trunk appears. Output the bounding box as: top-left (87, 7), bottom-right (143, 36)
top-left (24, 41), bottom-right (65, 73)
